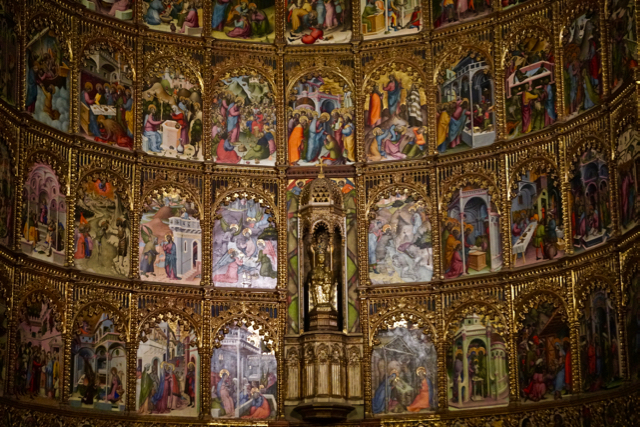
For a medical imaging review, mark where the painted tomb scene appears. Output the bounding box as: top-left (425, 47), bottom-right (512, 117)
top-left (442, 185), bottom-right (502, 278)
top-left (136, 321), bottom-right (199, 416)
top-left (212, 72), bottom-right (276, 166)
top-left (436, 52), bottom-right (495, 155)
top-left (617, 126), bottom-right (640, 234)
top-left (26, 27), bottom-right (70, 132)
top-left (368, 192), bottom-right (432, 284)
top-left (210, 323), bottom-right (277, 419)
top-left (447, 313), bottom-right (508, 409)
top-left (79, 0), bottom-right (134, 21)
top-left (610, 0), bottom-right (637, 92)
top-left (433, 0), bottom-right (491, 29)
top-left (0, 6), bottom-right (17, 105)
top-left (361, 0), bottom-right (421, 40)
top-left (0, 300), bottom-right (7, 395)
top-left (371, 323), bottom-right (437, 415)
top-left (142, 66), bottom-right (203, 160)
top-left (569, 148), bottom-right (611, 253)
top-left (15, 300), bottom-right (62, 404)
top-left (562, 11), bottom-right (602, 118)
top-left (69, 313), bottom-right (126, 412)
top-left (287, 73), bottom-right (355, 166)
top-left (21, 163), bottom-right (66, 266)
top-left (79, 48), bottom-right (133, 150)
top-left (365, 68), bottom-right (427, 162)
top-left (625, 269), bottom-right (640, 381)
top-left (0, 139), bottom-right (13, 248)
top-left (511, 168), bottom-right (564, 267)
top-left (143, 0), bottom-right (202, 35)
top-left (285, 0), bottom-right (352, 44)
top-left (139, 188), bottom-right (201, 285)
top-left (517, 302), bottom-right (571, 402)
top-left (212, 197), bottom-right (277, 289)
top-left (579, 289), bottom-right (622, 392)
top-left (212, 0), bottom-right (276, 43)
top-left (505, 36), bottom-right (557, 139)
top-left (74, 177), bottom-right (131, 278)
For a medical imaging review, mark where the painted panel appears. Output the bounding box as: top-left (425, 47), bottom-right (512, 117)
top-left (77, 0), bottom-right (134, 22)
top-left (285, 0), bottom-right (352, 44)
top-left (361, 0), bottom-right (422, 41)
top-left (625, 269), bottom-right (640, 381)
top-left (79, 49), bottom-right (133, 150)
top-left (211, 0), bottom-right (276, 43)
top-left (143, 1), bottom-right (203, 35)
top-left (0, 139), bottom-right (13, 248)
top-left (0, 5), bottom-right (17, 105)
top-left (609, 0), bottom-right (637, 92)
top-left (617, 126), bottom-right (640, 234)
top-left (433, 0), bottom-right (492, 29)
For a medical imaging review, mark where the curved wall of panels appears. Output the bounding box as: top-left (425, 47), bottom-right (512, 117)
top-left (0, 0), bottom-right (638, 424)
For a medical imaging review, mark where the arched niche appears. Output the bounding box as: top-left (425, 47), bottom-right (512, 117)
top-left (139, 183), bottom-right (202, 286)
top-left (135, 307), bottom-right (200, 417)
top-left (211, 190), bottom-right (278, 289)
top-left (366, 184), bottom-right (433, 285)
top-left (141, 57), bottom-right (204, 160)
top-left (444, 301), bottom-right (510, 409)
top-left (21, 154), bottom-right (67, 266)
top-left (210, 316), bottom-right (278, 420)
top-left (286, 69), bottom-right (355, 166)
top-left (73, 168), bottom-right (132, 278)
top-left (369, 310), bottom-right (439, 416)
top-left (78, 39), bottom-right (135, 149)
top-left (69, 301), bottom-right (128, 412)
top-left (211, 67), bottom-right (277, 167)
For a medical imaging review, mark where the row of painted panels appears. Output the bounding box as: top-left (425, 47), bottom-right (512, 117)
top-left (0, 2), bottom-right (635, 163)
top-left (2, 124), bottom-right (639, 334)
top-left (68, 0), bottom-right (545, 44)
top-left (1, 266), bottom-right (639, 419)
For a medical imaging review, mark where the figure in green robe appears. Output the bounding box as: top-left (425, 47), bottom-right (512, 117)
top-left (138, 364), bottom-right (154, 411)
top-left (258, 249), bottom-right (277, 278)
top-left (362, 0), bottom-right (378, 33)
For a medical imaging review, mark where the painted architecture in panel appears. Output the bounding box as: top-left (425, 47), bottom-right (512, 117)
top-left (361, 0), bottom-right (422, 41)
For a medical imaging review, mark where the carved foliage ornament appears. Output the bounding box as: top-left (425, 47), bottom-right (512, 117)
top-left (364, 61), bottom-right (425, 91)
top-left (77, 162), bottom-right (132, 211)
top-left (436, 45), bottom-right (493, 85)
top-left (17, 280), bottom-right (64, 332)
top-left (575, 269), bottom-right (619, 318)
top-left (74, 301), bottom-right (128, 342)
top-left (24, 150), bottom-right (68, 188)
top-left (213, 181), bottom-right (277, 226)
top-left (367, 184), bottom-right (429, 222)
top-left (211, 303), bottom-right (277, 351)
top-left (27, 16), bottom-right (70, 61)
top-left (144, 56), bottom-right (203, 91)
top-left (82, 39), bottom-right (135, 82)
top-left (510, 153), bottom-right (560, 193)
top-left (502, 17), bottom-right (553, 67)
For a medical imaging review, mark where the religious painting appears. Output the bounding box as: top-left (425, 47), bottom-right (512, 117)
top-left (371, 323), bottom-right (437, 415)
top-left (285, 0), bottom-right (352, 44)
top-left (136, 321), bottom-right (199, 416)
top-left (0, 300), bottom-right (8, 396)
top-left (79, 48), bottom-right (133, 150)
top-left (212, 197), bottom-right (277, 289)
top-left (210, 323), bottom-right (277, 419)
top-left (212, 72), bottom-right (277, 166)
top-left (436, 52), bottom-right (495, 155)
top-left (610, 0), bottom-right (637, 92)
top-left (15, 300), bottom-right (62, 403)
top-left (211, 0), bottom-right (276, 43)
top-left (0, 139), bottom-right (13, 248)
top-left (368, 192), bottom-right (432, 284)
top-left (69, 313), bottom-right (126, 412)
top-left (0, 6), bottom-right (17, 105)
top-left (21, 163), bottom-right (66, 265)
top-left (333, 178), bottom-right (359, 332)
top-left (511, 168), bottom-right (564, 267)
top-left (617, 126), bottom-right (640, 234)
top-left (442, 185), bottom-right (502, 278)
top-left (447, 313), bottom-right (508, 408)
top-left (433, 0), bottom-right (491, 29)
top-left (143, 0), bottom-right (202, 35)
top-left (141, 66), bottom-right (203, 160)
top-left (26, 27), bottom-right (71, 132)
top-left (579, 289), bottom-right (622, 392)
top-left (625, 269), bottom-right (640, 381)
top-left (361, 0), bottom-right (421, 40)
top-left (517, 301), bottom-right (571, 403)
top-left (505, 36), bottom-right (557, 139)
top-left (364, 66), bottom-right (427, 162)
top-left (562, 11), bottom-right (602, 118)
top-left (74, 177), bottom-right (130, 278)
top-left (501, 0), bottom-right (528, 10)
top-left (569, 148), bottom-right (611, 253)
top-left (79, 0), bottom-right (134, 21)
top-left (139, 188), bottom-right (201, 285)
top-left (287, 74), bottom-right (355, 166)
top-left (285, 178), bottom-right (309, 334)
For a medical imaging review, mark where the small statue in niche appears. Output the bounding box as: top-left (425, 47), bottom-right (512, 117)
top-left (309, 233), bottom-right (336, 311)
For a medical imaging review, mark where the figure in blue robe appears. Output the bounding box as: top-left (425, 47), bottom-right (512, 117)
top-left (151, 369), bottom-right (166, 406)
top-left (372, 373), bottom-right (396, 414)
top-left (212, 0), bottom-right (232, 31)
top-left (144, 0), bottom-right (164, 25)
top-left (305, 117), bottom-right (325, 162)
top-left (123, 96), bottom-right (134, 137)
top-left (545, 84), bottom-right (556, 122)
top-left (81, 90), bottom-right (102, 137)
top-left (26, 55), bottom-right (38, 112)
